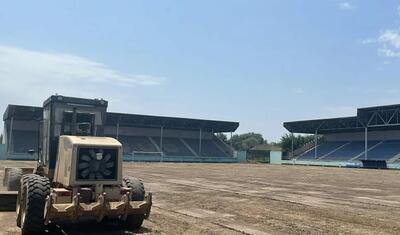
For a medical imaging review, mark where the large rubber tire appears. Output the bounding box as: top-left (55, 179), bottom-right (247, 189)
top-left (122, 176), bottom-right (145, 201)
top-left (17, 174), bottom-right (39, 227)
top-left (19, 174), bottom-right (50, 235)
top-left (123, 214), bottom-right (145, 230)
top-left (6, 168), bottom-right (22, 191)
top-left (121, 176), bottom-right (146, 229)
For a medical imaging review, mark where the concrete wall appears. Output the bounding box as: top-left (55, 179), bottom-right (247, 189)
top-left (0, 144), bottom-right (5, 160)
top-left (235, 151), bottom-right (247, 162)
top-left (270, 151), bottom-right (282, 164)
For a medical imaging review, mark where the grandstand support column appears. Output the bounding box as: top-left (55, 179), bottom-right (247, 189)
top-left (9, 116), bottom-right (14, 154)
top-left (116, 123), bottom-right (120, 140)
top-left (314, 130), bottom-right (318, 159)
top-left (230, 132), bottom-right (233, 148)
top-left (160, 126), bottom-right (164, 155)
top-left (291, 132), bottom-right (294, 158)
top-left (364, 127), bottom-right (368, 160)
top-left (199, 128), bottom-right (202, 156)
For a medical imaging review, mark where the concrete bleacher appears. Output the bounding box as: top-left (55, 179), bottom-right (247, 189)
top-left (183, 138), bottom-right (228, 157)
top-left (5, 129), bottom-right (236, 162)
top-left (106, 134), bottom-right (234, 161)
top-left (118, 136), bottom-right (158, 154)
top-left (2, 101), bottom-right (239, 163)
top-left (356, 140), bottom-right (400, 161)
top-left (152, 137), bottom-right (194, 156)
top-left (297, 141), bottom-right (348, 160)
top-left (323, 141), bottom-right (379, 161)
top-left (295, 140), bottom-right (400, 162)
top-left (285, 104), bottom-right (400, 166)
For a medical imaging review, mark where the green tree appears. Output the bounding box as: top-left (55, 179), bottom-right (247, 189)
top-left (215, 133), bottom-right (228, 144)
top-left (230, 132), bottom-right (266, 151)
top-left (279, 133), bottom-right (314, 153)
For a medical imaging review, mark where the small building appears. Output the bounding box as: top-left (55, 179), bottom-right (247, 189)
top-left (247, 144), bottom-right (282, 164)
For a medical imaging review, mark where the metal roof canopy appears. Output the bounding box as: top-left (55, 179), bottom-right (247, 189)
top-left (357, 104), bottom-right (400, 128)
top-left (106, 112), bottom-right (239, 132)
top-left (3, 105), bottom-right (43, 121)
top-left (284, 104), bottom-right (400, 134)
top-left (3, 105), bottom-right (239, 133)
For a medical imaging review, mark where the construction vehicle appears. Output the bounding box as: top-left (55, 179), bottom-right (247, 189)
top-left (2, 95), bottom-right (152, 235)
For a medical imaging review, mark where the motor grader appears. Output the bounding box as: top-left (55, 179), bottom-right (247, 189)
top-left (2, 95), bottom-right (152, 235)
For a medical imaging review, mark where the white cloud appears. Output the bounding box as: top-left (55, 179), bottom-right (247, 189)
top-left (378, 48), bottom-right (400, 58)
top-left (292, 87), bottom-right (304, 94)
top-left (363, 4), bottom-right (400, 59)
top-left (378, 30), bottom-right (400, 49)
top-left (339, 2), bottom-right (355, 10)
top-left (363, 29), bottom-right (400, 58)
top-left (0, 45), bottom-right (165, 87)
top-left (0, 45), bottom-right (167, 128)
top-left (359, 38), bottom-right (376, 44)
top-left (372, 29), bottom-right (400, 58)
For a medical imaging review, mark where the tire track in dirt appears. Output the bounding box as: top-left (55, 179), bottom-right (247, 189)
top-left (151, 206), bottom-right (272, 235)
top-left (138, 172), bottom-right (400, 234)
top-left (138, 171), bottom-right (400, 210)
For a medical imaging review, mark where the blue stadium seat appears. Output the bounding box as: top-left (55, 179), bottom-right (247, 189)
top-left (152, 137), bottom-right (193, 156)
top-left (357, 140), bottom-right (400, 161)
top-left (297, 141), bottom-right (348, 160)
top-left (118, 136), bottom-right (158, 154)
top-left (183, 138), bottom-right (229, 157)
top-left (323, 141), bottom-right (379, 161)
top-left (296, 140), bottom-right (400, 162)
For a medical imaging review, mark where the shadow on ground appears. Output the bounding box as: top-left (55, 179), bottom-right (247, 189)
top-left (44, 219), bottom-right (151, 235)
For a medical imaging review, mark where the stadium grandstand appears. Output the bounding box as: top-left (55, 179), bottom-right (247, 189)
top-left (284, 104), bottom-right (400, 168)
top-left (2, 102), bottom-right (239, 163)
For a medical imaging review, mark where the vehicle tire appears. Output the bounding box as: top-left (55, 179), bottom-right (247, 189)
top-left (19, 174), bottom-right (50, 235)
top-left (6, 168), bottom-right (23, 191)
top-left (17, 174), bottom-right (40, 227)
top-left (121, 176), bottom-right (145, 229)
top-left (122, 214), bottom-right (145, 230)
top-left (122, 176), bottom-right (145, 201)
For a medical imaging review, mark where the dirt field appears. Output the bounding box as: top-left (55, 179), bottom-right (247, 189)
top-left (2, 161), bottom-right (400, 235)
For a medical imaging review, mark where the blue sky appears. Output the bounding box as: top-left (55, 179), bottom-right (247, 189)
top-left (0, 0), bottom-right (400, 141)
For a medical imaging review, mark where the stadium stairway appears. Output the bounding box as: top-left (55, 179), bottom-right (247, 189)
top-left (148, 136), bottom-right (162, 152)
top-left (180, 138), bottom-right (199, 157)
top-left (387, 152), bottom-right (400, 163)
top-left (296, 146), bottom-right (318, 160)
top-left (317, 142), bottom-right (351, 160)
top-left (296, 142), bottom-right (348, 160)
top-left (295, 140), bottom-right (400, 162)
top-left (321, 141), bottom-right (377, 161)
top-left (294, 140), bottom-right (400, 162)
top-left (356, 140), bottom-right (400, 161)
top-left (349, 141), bottom-right (384, 161)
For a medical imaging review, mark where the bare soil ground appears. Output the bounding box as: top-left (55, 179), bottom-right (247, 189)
top-left (1, 161), bottom-right (400, 235)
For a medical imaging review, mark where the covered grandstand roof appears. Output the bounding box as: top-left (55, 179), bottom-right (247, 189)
top-left (284, 104), bottom-right (400, 134)
top-left (284, 116), bottom-right (363, 134)
top-left (106, 112), bottom-right (239, 132)
top-left (3, 105), bottom-right (43, 121)
top-left (3, 105), bottom-right (239, 133)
